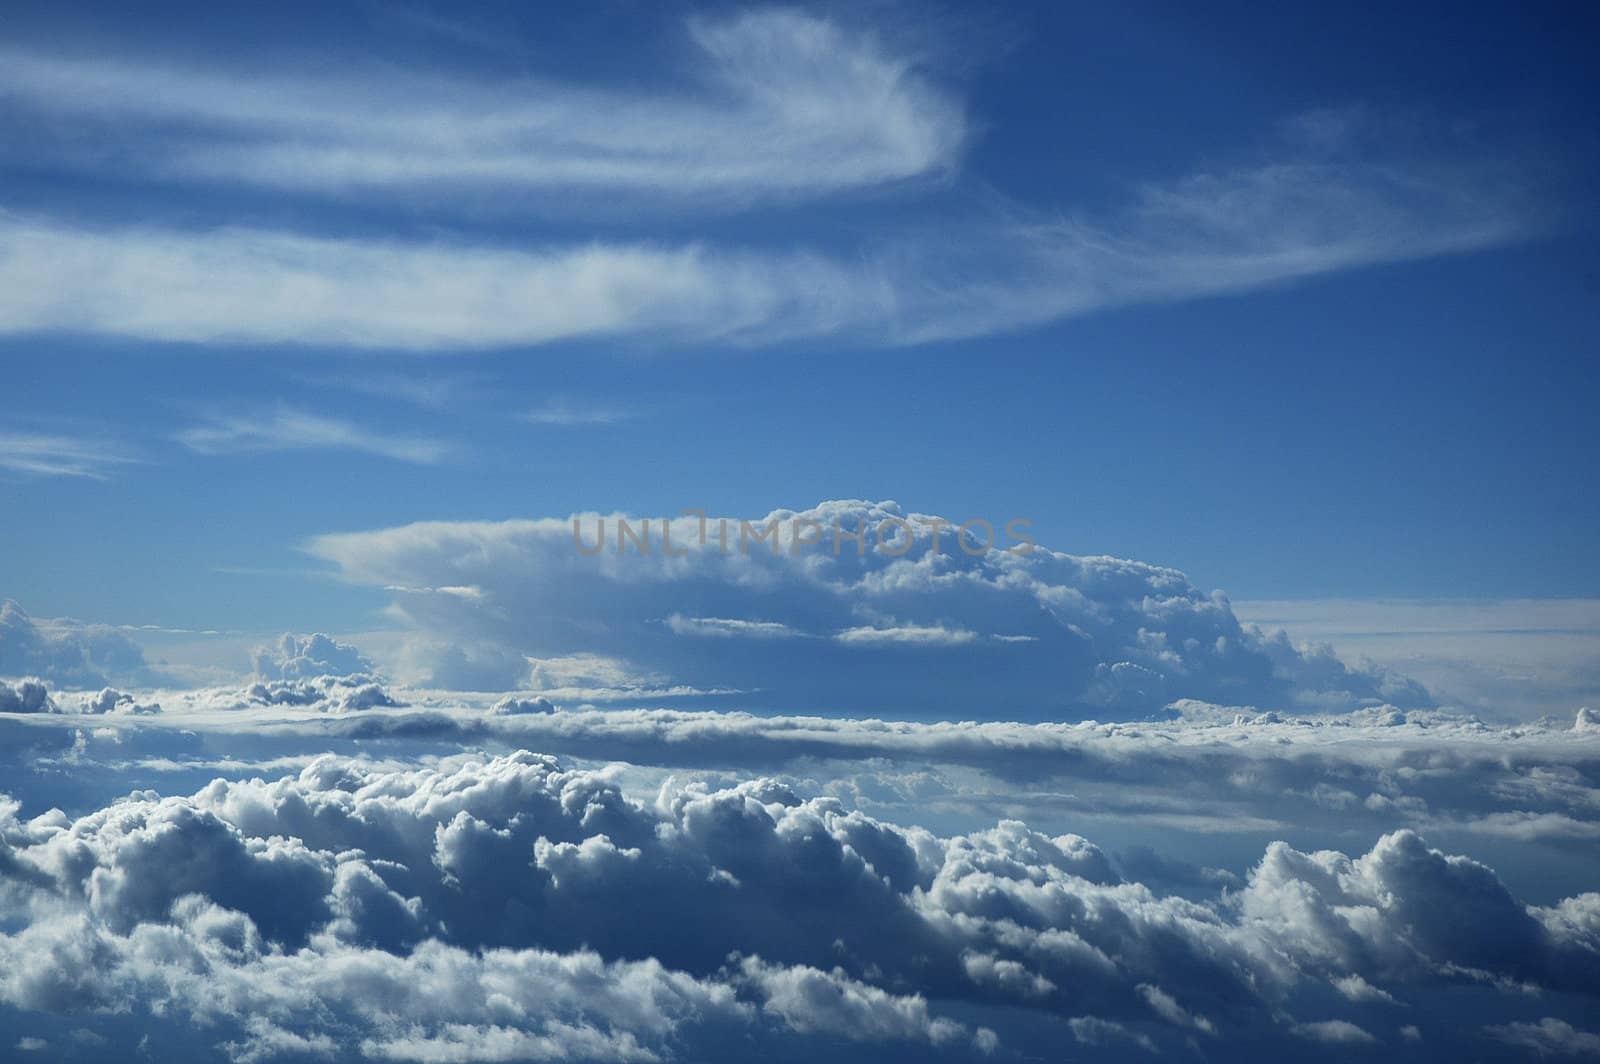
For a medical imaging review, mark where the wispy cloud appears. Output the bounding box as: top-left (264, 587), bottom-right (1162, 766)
top-left (0, 9), bottom-right (966, 207)
top-left (0, 110), bottom-right (1543, 353)
top-left (665, 614), bottom-right (803, 639)
top-left (521, 398), bottom-right (634, 427)
top-left (835, 624), bottom-right (978, 647)
top-left (296, 369), bottom-right (491, 409)
top-left (175, 407), bottom-right (453, 464)
top-left (0, 431), bottom-right (136, 479)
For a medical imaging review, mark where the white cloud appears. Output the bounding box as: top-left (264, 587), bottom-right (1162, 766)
top-left (305, 500), bottom-right (1430, 718)
top-left (0, 680), bottom-right (54, 714)
top-left (0, 9), bottom-right (965, 207)
top-left (1235, 597), bottom-right (1600, 720)
top-left (521, 398), bottom-right (635, 427)
top-left (295, 369), bottom-right (492, 409)
top-left (1486, 1017), bottom-right (1600, 1056)
top-left (0, 749), bottom-right (1595, 1059)
top-left (1291, 1019), bottom-right (1378, 1045)
top-left (666, 615), bottom-right (803, 640)
top-left (1136, 984), bottom-right (1214, 1035)
top-left (176, 407), bottom-right (453, 464)
top-left (0, 432), bottom-right (135, 479)
top-left (77, 688), bottom-right (160, 716)
top-left (0, 127), bottom-right (1541, 351)
top-left (737, 957), bottom-right (973, 1048)
top-left (836, 624), bottom-right (978, 647)
top-left (1068, 1016), bottom-right (1157, 1053)
top-left (66, 681), bottom-right (1594, 849)
top-left (241, 675), bottom-right (402, 714)
top-left (0, 214), bottom-right (848, 350)
top-left (251, 633), bottom-right (374, 682)
top-left (1331, 973), bottom-right (1397, 1004)
top-left (0, 600), bottom-right (156, 689)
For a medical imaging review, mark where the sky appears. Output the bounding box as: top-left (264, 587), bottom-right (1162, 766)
top-left (1, 0), bottom-right (1596, 637)
top-left (2, 3), bottom-right (1600, 1062)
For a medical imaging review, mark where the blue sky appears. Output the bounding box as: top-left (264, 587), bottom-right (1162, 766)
top-left (1, 0), bottom-right (1596, 638)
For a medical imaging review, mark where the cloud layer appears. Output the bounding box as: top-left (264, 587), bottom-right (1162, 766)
top-left (0, 748), bottom-right (1596, 1061)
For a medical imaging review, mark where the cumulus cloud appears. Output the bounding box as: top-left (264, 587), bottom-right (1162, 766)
top-left (309, 500), bottom-right (1430, 718)
top-left (77, 688), bottom-right (160, 716)
top-left (0, 680), bottom-right (54, 714)
top-left (242, 676), bottom-right (402, 713)
top-left (0, 751), bottom-right (1595, 1060)
top-left (252, 633), bottom-right (374, 682)
top-left (491, 696), bottom-right (556, 717)
top-left (0, 600), bottom-right (154, 689)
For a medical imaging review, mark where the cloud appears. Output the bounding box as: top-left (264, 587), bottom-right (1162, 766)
top-left (175, 407), bottom-right (453, 464)
top-left (1291, 1019), bottom-right (1378, 1045)
top-left (77, 685), bottom-right (1594, 851)
top-left (306, 500), bottom-right (1430, 718)
top-left (836, 624), bottom-right (979, 647)
top-left (238, 675), bottom-right (401, 713)
top-left (1068, 1016), bottom-right (1157, 1053)
top-left (0, 9), bottom-right (965, 208)
top-left (0, 600), bottom-right (155, 689)
top-left (521, 398), bottom-right (636, 427)
top-left (0, 680), bottom-right (54, 714)
top-left (1235, 598), bottom-right (1600, 720)
top-left (0, 432), bottom-right (135, 479)
top-left (0, 750), bottom-right (1596, 1060)
top-left (0, 153), bottom-right (1536, 352)
top-left (665, 615), bottom-right (803, 640)
top-left (251, 633), bottom-right (374, 682)
top-left (0, 115), bottom-right (1543, 351)
top-left (77, 688), bottom-right (160, 716)
top-left (491, 696), bottom-right (556, 717)
top-left (294, 369), bottom-right (493, 410)
top-left (736, 957), bottom-right (980, 1049)
top-left (1486, 1018), bottom-right (1600, 1056)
